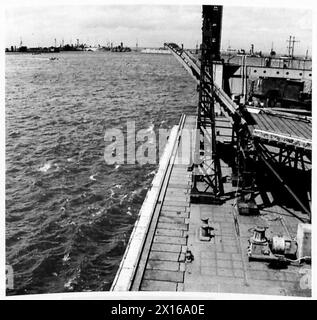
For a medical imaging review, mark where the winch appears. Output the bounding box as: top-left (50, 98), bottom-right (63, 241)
top-left (247, 226), bottom-right (297, 262)
top-left (271, 235), bottom-right (297, 259)
top-left (247, 226), bottom-right (275, 261)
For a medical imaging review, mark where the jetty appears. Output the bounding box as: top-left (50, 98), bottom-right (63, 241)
top-left (111, 5), bottom-right (311, 296)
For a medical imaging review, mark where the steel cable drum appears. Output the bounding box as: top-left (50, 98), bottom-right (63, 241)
top-left (272, 235), bottom-right (286, 254)
top-left (250, 226), bottom-right (268, 244)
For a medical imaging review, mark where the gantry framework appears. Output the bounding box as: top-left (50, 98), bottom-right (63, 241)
top-left (165, 5), bottom-right (311, 220)
top-left (190, 5), bottom-right (225, 203)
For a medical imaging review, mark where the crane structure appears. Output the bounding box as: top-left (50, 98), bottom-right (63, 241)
top-left (190, 5), bottom-right (224, 203)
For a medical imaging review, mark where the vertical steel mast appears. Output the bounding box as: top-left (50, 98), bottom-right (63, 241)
top-left (191, 5), bottom-right (224, 203)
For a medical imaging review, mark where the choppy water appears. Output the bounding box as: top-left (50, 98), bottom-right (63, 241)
top-left (5, 51), bottom-right (197, 294)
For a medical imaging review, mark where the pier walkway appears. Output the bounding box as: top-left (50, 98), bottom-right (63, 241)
top-left (111, 114), bottom-right (195, 291)
top-left (131, 114), bottom-right (195, 291)
top-left (111, 114), bottom-right (311, 296)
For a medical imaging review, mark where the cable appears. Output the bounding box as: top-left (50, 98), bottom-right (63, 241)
top-left (284, 256), bottom-right (311, 263)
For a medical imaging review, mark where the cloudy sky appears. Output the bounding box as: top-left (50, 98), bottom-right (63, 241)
top-left (5, 4), bottom-right (312, 55)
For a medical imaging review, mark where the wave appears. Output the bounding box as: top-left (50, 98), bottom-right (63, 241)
top-left (6, 51), bottom-right (197, 295)
top-left (145, 123), bottom-right (154, 133)
top-left (38, 160), bottom-right (60, 173)
top-left (89, 174), bottom-right (97, 181)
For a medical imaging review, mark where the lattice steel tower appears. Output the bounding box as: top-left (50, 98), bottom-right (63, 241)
top-left (191, 5), bottom-right (224, 203)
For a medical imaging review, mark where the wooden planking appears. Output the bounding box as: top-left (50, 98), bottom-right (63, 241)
top-left (282, 117), bottom-right (307, 139)
top-left (157, 222), bottom-right (188, 231)
top-left (159, 216), bottom-right (186, 224)
top-left (110, 125), bottom-right (181, 291)
top-left (163, 195), bottom-right (189, 201)
top-left (259, 114), bottom-right (289, 137)
top-left (135, 115), bottom-right (195, 291)
top-left (263, 114), bottom-right (310, 140)
top-left (149, 251), bottom-right (180, 261)
top-left (253, 114), bottom-right (272, 131)
top-left (147, 259), bottom-right (182, 271)
top-left (140, 280), bottom-right (177, 291)
top-left (164, 191), bottom-right (188, 197)
top-left (257, 114), bottom-right (276, 132)
top-left (155, 228), bottom-right (183, 237)
top-left (161, 211), bottom-right (189, 219)
top-left (276, 116), bottom-right (311, 141)
top-left (164, 194), bottom-right (189, 200)
top-left (253, 114), bottom-right (269, 131)
top-left (154, 235), bottom-right (187, 245)
top-left (143, 269), bottom-right (184, 282)
top-left (294, 120), bottom-right (311, 140)
top-left (151, 243), bottom-right (182, 253)
top-left (161, 205), bottom-right (189, 212)
top-left (163, 200), bottom-right (190, 207)
top-left (271, 115), bottom-right (295, 136)
top-left (253, 113), bottom-right (312, 148)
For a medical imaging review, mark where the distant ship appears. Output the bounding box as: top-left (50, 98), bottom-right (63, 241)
top-left (84, 46), bottom-right (99, 52)
top-left (140, 48), bottom-right (171, 54)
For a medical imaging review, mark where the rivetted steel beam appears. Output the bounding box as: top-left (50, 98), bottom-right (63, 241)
top-left (256, 143), bottom-right (311, 221)
top-left (252, 129), bottom-right (312, 150)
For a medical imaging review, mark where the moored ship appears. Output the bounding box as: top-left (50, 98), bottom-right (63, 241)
top-left (141, 48), bottom-right (171, 54)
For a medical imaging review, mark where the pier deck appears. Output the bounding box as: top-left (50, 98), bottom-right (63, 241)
top-left (131, 114), bottom-right (195, 291)
top-left (184, 188), bottom-right (310, 296)
top-left (111, 114), bottom-right (311, 297)
top-left (250, 111), bottom-right (312, 151)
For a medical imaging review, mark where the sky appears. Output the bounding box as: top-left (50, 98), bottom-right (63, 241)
top-left (5, 4), bottom-right (312, 55)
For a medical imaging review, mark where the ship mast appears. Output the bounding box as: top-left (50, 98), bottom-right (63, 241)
top-left (286, 35), bottom-right (299, 58)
